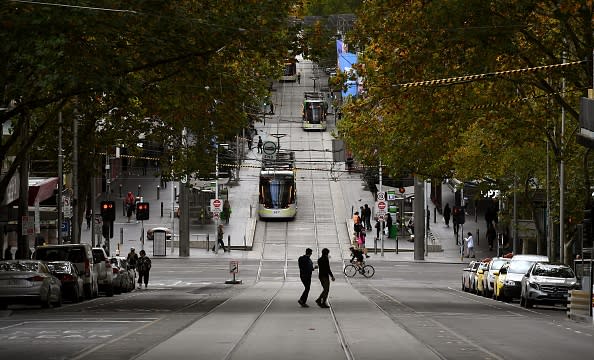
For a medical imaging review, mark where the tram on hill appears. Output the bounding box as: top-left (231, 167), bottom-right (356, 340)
top-left (302, 92), bottom-right (328, 131)
top-left (280, 58), bottom-right (298, 82)
top-left (258, 151), bottom-right (297, 219)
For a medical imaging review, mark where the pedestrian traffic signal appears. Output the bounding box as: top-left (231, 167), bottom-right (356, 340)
top-left (136, 202), bottom-right (150, 221)
top-left (453, 206), bottom-right (465, 225)
top-left (100, 201), bottom-right (116, 222)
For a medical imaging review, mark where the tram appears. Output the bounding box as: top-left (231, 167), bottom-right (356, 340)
top-left (302, 92), bottom-right (327, 131)
top-left (280, 58), bottom-right (297, 82)
top-left (258, 151), bottom-right (297, 219)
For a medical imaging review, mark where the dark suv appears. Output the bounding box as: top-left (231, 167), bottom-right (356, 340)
top-left (32, 244), bottom-right (99, 299)
top-left (520, 263), bottom-right (579, 308)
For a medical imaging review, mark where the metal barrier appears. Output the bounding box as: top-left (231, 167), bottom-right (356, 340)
top-left (567, 290), bottom-right (592, 321)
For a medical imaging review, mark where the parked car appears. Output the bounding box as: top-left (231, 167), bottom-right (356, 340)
top-left (47, 261), bottom-right (84, 303)
top-left (462, 260), bottom-right (481, 292)
top-left (110, 256), bottom-right (135, 294)
top-left (501, 255), bottom-right (549, 300)
top-left (520, 263), bottom-right (579, 308)
top-left (483, 257), bottom-right (511, 298)
top-left (32, 244), bottom-right (99, 299)
top-left (147, 227), bottom-right (172, 241)
top-left (475, 260), bottom-right (491, 296)
top-left (92, 248), bottom-right (114, 296)
top-left (0, 260), bottom-right (62, 309)
top-left (493, 263), bottom-right (510, 301)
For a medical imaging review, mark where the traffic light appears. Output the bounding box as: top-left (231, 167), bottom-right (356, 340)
top-left (136, 202), bottom-right (150, 221)
top-left (100, 201), bottom-right (116, 222)
top-left (453, 206), bottom-right (465, 225)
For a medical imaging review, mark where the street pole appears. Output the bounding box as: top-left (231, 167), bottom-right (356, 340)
top-left (215, 145), bottom-right (220, 253)
top-left (72, 110), bottom-right (79, 243)
top-left (414, 175), bottom-right (425, 260)
top-left (58, 112), bottom-right (63, 245)
top-left (560, 51), bottom-right (566, 263)
top-left (379, 160), bottom-right (383, 256)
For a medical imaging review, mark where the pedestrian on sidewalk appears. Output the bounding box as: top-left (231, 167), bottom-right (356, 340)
top-left (374, 218), bottom-right (384, 240)
top-left (297, 71), bottom-right (301, 84)
top-left (125, 192), bottom-right (135, 223)
top-left (212, 224), bottom-right (227, 252)
top-left (85, 208), bottom-right (92, 230)
top-left (486, 224), bottom-right (496, 251)
top-left (298, 248), bottom-right (317, 307)
top-left (315, 248), bottom-right (335, 308)
top-left (443, 203), bottom-right (451, 227)
top-left (363, 204), bottom-right (372, 230)
top-left (222, 199), bottom-right (231, 224)
top-left (137, 250), bottom-right (151, 288)
top-left (464, 232), bottom-right (475, 258)
top-left (247, 136), bottom-right (253, 150)
top-left (257, 136), bottom-right (263, 153)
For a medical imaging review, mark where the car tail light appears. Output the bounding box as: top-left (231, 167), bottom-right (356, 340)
top-left (61, 274), bottom-right (74, 282)
top-left (27, 275), bottom-right (45, 282)
top-left (84, 259), bottom-right (91, 276)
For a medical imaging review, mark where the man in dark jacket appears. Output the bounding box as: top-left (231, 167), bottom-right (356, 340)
top-left (298, 248), bottom-right (316, 307)
top-left (315, 248), bottom-right (335, 308)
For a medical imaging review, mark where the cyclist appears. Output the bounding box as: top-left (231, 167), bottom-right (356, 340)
top-left (349, 246), bottom-right (365, 269)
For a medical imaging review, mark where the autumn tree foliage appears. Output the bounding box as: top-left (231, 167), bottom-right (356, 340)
top-left (338, 0), bottom-right (594, 259)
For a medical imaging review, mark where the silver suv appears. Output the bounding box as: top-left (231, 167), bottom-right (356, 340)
top-left (92, 248), bottom-right (114, 297)
top-left (520, 263), bottom-right (578, 308)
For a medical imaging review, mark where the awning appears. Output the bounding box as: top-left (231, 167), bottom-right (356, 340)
top-left (28, 177), bottom-right (58, 206)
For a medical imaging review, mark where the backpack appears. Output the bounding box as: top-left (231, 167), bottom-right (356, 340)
top-left (139, 257), bottom-right (151, 272)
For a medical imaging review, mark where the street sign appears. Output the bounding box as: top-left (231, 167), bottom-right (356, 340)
top-left (211, 199), bottom-right (223, 213)
top-left (387, 190), bottom-right (396, 201)
top-left (375, 200), bottom-right (387, 217)
top-left (61, 221), bottom-right (69, 236)
top-left (212, 212), bottom-right (220, 220)
top-left (229, 260), bottom-right (239, 274)
top-left (376, 192), bottom-right (385, 201)
top-left (262, 141), bottom-right (277, 155)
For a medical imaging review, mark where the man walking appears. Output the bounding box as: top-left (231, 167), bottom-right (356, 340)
top-left (315, 248), bottom-right (335, 308)
top-left (137, 250), bottom-right (152, 288)
top-left (363, 204), bottom-right (372, 230)
top-left (257, 136), bottom-right (263, 153)
top-left (298, 248), bottom-right (316, 307)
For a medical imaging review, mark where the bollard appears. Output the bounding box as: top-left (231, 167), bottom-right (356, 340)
top-left (434, 207), bottom-right (436, 223)
top-left (137, 184), bottom-right (142, 197)
top-left (206, 234), bottom-right (210, 252)
top-left (157, 185), bottom-right (160, 200)
top-left (244, 234), bottom-right (247, 251)
top-left (477, 228), bottom-right (480, 246)
top-left (227, 235), bottom-right (231, 253)
top-left (396, 235), bottom-right (399, 254)
top-left (160, 202), bottom-right (163, 217)
top-left (374, 237), bottom-right (378, 254)
top-left (249, 204), bottom-right (252, 218)
top-left (119, 184), bottom-right (122, 198)
top-left (120, 228), bottom-right (123, 244)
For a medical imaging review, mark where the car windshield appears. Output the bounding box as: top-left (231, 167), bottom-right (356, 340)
top-left (533, 265), bottom-right (575, 278)
top-left (0, 261), bottom-right (40, 272)
top-left (508, 260), bottom-right (535, 274)
top-left (490, 259), bottom-right (508, 270)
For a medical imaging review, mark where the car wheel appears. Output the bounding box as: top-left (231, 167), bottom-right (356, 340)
top-left (41, 288), bottom-right (51, 309)
top-left (53, 291), bottom-right (62, 308)
top-left (106, 284), bottom-right (114, 297)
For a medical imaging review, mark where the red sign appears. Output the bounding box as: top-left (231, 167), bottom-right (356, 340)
top-left (399, 187), bottom-right (406, 194)
top-left (213, 199), bottom-right (221, 208)
top-left (378, 201), bottom-right (386, 210)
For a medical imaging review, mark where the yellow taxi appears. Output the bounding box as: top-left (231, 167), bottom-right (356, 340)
top-left (475, 260), bottom-right (491, 296)
top-left (493, 262), bottom-right (511, 301)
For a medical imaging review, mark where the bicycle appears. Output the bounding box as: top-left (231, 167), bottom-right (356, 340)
top-left (343, 260), bottom-right (375, 278)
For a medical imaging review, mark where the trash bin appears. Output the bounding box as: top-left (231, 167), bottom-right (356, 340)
top-left (389, 225), bottom-right (397, 238)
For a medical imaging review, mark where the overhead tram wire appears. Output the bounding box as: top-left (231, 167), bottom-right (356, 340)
top-left (392, 60), bottom-right (587, 89)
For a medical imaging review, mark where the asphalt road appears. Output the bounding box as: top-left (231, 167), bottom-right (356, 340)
top-left (1, 259), bottom-right (593, 359)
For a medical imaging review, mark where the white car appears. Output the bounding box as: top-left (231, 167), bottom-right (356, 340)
top-left (482, 257), bottom-right (510, 298)
top-left (0, 260), bottom-right (62, 309)
top-left (92, 248), bottom-right (114, 296)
